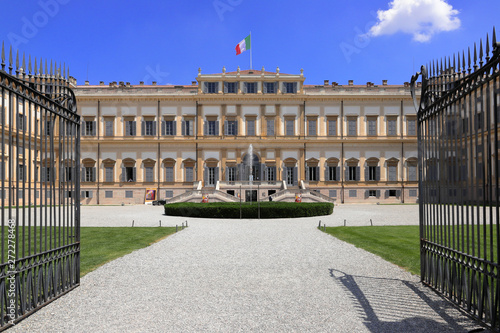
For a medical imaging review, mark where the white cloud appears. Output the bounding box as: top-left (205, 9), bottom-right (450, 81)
top-left (368, 0), bottom-right (460, 42)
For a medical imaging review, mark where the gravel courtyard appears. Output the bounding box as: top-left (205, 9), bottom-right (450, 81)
top-left (10, 204), bottom-right (485, 332)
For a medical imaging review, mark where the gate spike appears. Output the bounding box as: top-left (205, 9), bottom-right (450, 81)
top-left (493, 26), bottom-right (497, 45)
top-left (479, 39), bottom-right (484, 66)
top-left (34, 57), bottom-right (37, 76)
top-left (448, 56), bottom-right (451, 74)
top-left (40, 58), bottom-right (43, 75)
top-left (22, 52), bottom-right (26, 75)
top-left (59, 62), bottom-right (62, 78)
top-left (8, 45), bottom-right (12, 73)
top-left (28, 55), bottom-right (32, 75)
top-left (486, 33), bottom-right (490, 61)
top-left (54, 61), bottom-right (57, 77)
top-left (453, 54), bottom-right (456, 74)
top-left (457, 53), bottom-right (461, 76)
top-left (15, 49), bottom-right (19, 75)
top-left (473, 42), bottom-right (478, 71)
top-left (462, 50), bottom-right (466, 73)
top-left (467, 47), bottom-right (471, 73)
top-left (50, 60), bottom-right (53, 76)
top-left (1, 41), bottom-right (4, 71)
top-left (63, 62), bottom-right (66, 79)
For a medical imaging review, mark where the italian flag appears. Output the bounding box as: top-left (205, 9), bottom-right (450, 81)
top-left (235, 35), bottom-right (251, 55)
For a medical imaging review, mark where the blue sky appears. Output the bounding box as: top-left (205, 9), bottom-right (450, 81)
top-left (1, 0), bottom-right (498, 86)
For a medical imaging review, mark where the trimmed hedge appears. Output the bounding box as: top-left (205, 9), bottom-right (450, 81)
top-left (164, 202), bottom-right (333, 219)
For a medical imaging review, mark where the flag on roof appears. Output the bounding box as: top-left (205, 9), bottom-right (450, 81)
top-left (235, 35), bottom-right (251, 55)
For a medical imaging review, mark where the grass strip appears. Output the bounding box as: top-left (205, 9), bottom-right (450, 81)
top-left (80, 227), bottom-right (177, 276)
top-left (322, 226), bottom-right (420, 275)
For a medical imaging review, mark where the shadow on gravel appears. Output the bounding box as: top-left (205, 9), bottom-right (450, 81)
top-left (329, 269), bottom-right (487, 333)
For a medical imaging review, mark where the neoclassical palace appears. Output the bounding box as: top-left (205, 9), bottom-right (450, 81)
top-left (76, 67), bottom-right (419, 204)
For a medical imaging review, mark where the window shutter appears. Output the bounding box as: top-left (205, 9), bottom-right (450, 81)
top-left (344, 168), bottom-right (349, 181)
top-left (376, 167), bottom-right (380, 181)
top-left (260, 164), bottom-right (265, 181)
top-left (224, 82), bottom-right (228, 93)
top-left (132, 121), bottom-right (136, 135)
top-left (121, 167), bottom-right (125, 182)
top-left (181, 121), bottom-right (186, 135)
top-left (92, 121), bottom-right (96, 136)
top-left (235, 121), bottom-right (238, 136)
top-left (315, 167), bottom-right (319, 181)
top-left (263, 82), bottom-right (267, 94)
top-left (161, 121), bottom-right (166, 135)
top-left (132, 167), bottom-right (136, 182)
top-left (215, 167), bottom-right (219, 182)
top-left (364, 166), bottom-right (369, 181)
top-left (225, 167), bottom-right (229, 181)
top-left (376, 190), bottom-right (380, 198)
top-left (173, 121), bottom-right (177, 135)
top-left (243, 82), bottom-right (247, 94)
top-left (237, 164), bottom-right (242, 181)
top-left (79, 167), bottom-right (84, 183)
top-left (92, 167), bottom-right (96, 182)
top-left (365, 190), bottom-right (369, 199)
top-left (282, 168), bottom-right (286, 182)
top-left (203, 121), bottom-right (207, 136)
top-left (324, 165), bottom-right (329, 181)
top-left (203, 82), bottom-right (208, 93)
top-left (396, 190), bottom-right (401, 198)
top-left (153, 121), bottom-right (157, 136)
top-left (272, 166), bottom-right (276, 181)
top-left (125, 121), bottom-right (130, 136)
top-left (89, 191), bottom-right (93, 198)
top-left (215, 121), bottom-right (219, 136)
top-left (203, 166), bottom-right (208, 185)
top-left (224, 120), bottom-right (228, 135)
top-left (356, 167), bottom-right (360, 181)
top-left (141, 121), bottom-right (145, 136)
top-left (385, 190), bottom-right (389, 199)
top-left (282, 82), bottom-right (287, 94)
top-left (293, 167), bottom-right (298, 185)
top-left (306, 166), bottom-right (310, 181)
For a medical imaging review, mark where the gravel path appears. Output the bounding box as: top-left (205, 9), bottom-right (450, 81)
top-left (10, 205), bottom-right (485, 332)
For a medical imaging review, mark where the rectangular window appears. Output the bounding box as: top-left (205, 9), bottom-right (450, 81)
top-left (82, 191), bottom-right (92, 198)
top-left (308, 166), bottom-right (318, 181)
top-left (267, 119), bottom-right (275, 136)
top-left (185, 167), bottom-right (194, 182)
top-left (165, 166), bottom-right (174, 182)
top-left (367, 117), bottom-right (377, 136)
top-left (407, 118), bottom-right (416, 136)
top-left (328, 166), bottom-right (337, 181)
top-left (227, 167), bottom-right (236, 182)
top-left (388, 165), bottom-right (398, 181)
top-left (105, 191), bottom-right (113, 198)
top-left (45, 120), bottom-right (53, 136)
top-left (165, 190), bottom-right (174, 198)
top-left (125, 190), bottom-right (133, 198)
top-left (182, 120), bottom-right (194, 136)
top-left (408, 165), bottom-right (417, 181)
top-left (286, 119), bottom-right (294, 136)
top-left (105, 166), bottom-right (113, 182)
top-left (207, 120), bottom-right (217, 136)
top-left (125, 121), bottom-right (136, 136)
top-left (284, 82), bottom-right (297, 94)
top-left (409, 189), bottom-right (417, 197)
top-left (389, 189), bottom-right (397, 197)
top-left (328, 119), bottom-right (337, 136)
top-left (64, 166), bottom-right (73, 182)
top-left (349, 190), bottom-right (357, 198)
top-left (245, 82), bottom-right (256, 94)
top-left (329, 190), bottom-right (337, 198)
top-left (247, 119), bottom-right (255, 136)
top-left (286, 167), bottom-right (295, 185)
top-left (226, 82), bottom-right (236, 94)
top-left (387, 117), bottom-right (397, 136)
top-left (348, 117), bottom-right (357, 136)
top-left (308, 119), bottom-right (317, 136)
top-left (368, 190), bottom-right (377, 197)
top-left (83, 120), bottom-right (96, 136)
top-left (368, 166), bottom-right (377, 181)
top-left (206, 82), bottom-right (218, 94)
top-left (125, 167), bottom-right (135, 182)
top-left (18, 189), bottom-right (23, 199)
top-left (265, 82), bottom-right (275, 94)
top-left (105, 120), bottom-right (114, 136)
top-left (17, 114), bottom-right (26, 131)
top-left (145, 166), bottom-right (154, 182)
top-left (208, 167), bottom-right (216, 185)
top-left (348, 166), bottom-right (357, 181)
top-left (84, 167), bottom-right (95, 182)
top-left (163, 120), bottom-right (175, 136)
top-left (266, 167), bottom-right (275, 181)
top-left (143, 121), bottom-right (156, 136)
top-left (226, 120), bottom-right (237, 136)
top-left (18, 165), bottom-right (26, 181)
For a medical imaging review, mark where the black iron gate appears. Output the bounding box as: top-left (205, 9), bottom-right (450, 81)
top-left (0, 43), bottom-right (80, 329)
top-left (411, 28), bottom-right (500, 329)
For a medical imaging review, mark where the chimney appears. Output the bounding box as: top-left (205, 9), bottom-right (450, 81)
top-left (324, 80), bottom-right (329, 86)
top-left (382, 80), bottom-right (388, 85)
top-left (191, 81), bottom-right (197, 86)
top-left (139, 81), bottom-right (144, 85)
top-left (332, 82), bottom-right (338, 86)
top-left (99, 81), bottom-right (104, 86)
top-left (348, 80), bottom-right (353, 86)
top-left (404, 82), bottom-right (410, 87)
top-left (84, 80), bottom-right (89, 85)
top-left (126, 82), bottom-right (131, 87)
top-left (152, 81), bottom-right (157, 86)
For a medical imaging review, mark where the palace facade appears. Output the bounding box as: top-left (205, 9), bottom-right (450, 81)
top-left (76, 67), bottom-right (419, 204)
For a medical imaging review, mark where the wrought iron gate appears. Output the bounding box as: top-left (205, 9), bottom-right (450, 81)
top-left (0, 43), bottom-right (80, 329)
top-left (411, 28), bottom-right (500, 329)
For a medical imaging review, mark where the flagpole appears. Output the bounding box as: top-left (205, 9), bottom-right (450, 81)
top-left (250, 31), bottom-right (252, 70)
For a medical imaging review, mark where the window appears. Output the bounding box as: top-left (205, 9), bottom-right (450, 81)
top-left (207, 167), bottom-right (216, 185)
top-left (18, 164), bottom-right (26, 181)
top-left (308, 119), bottom-right (317, 136)
top-left (84, 167), bottom-right (96, 182)
top-left (408, 163), bottom-right (417, 181)
top-left (206, 82), bottom-right (218, 94)
top-left (348, 166), bottom-right (358, 181)
top-left (367, 166), bottom-right (378, 181)
top-left (64, 166), bottom-right (73, 182)
top-left (284, 82), bottom-right (297, 94)
top-left (105, 166), bottom-right (114, 182)
top-left (329, 190), bottom-right (337, 198)
top-left (348, 117), bottom-right (357, 136)
top-left (17, 114), bottom-right (26, 131)
top-left (165, 166), bottom-right (174, 182)
top-left (125, 120), bottom-right (136, 136)
top-left (145, 166), bottom-right (154, 182)
top-left (41, 167), bottom-right (54, 182)
top-left (143, 120), bottom-right (156, 136)
top-left (45, 120), bottom-right (53, 136)
top-left (367, 117), bottom-right (377, 136)
top-left (286, 167), bottom-right (296, 186)
top-left (124, 167), bottom-right (136, 182)
top-left (165, 190), bottom-right (173, 198)
top-left (162, 120), bottom-right (176, 136)
top-left (206, 120), bottom-right (218, 136)
top-left (307, 166), bottom-right (319, 181)
top-left (227, 167), bottom-right (236, 182)
top-left (409, 189), bottom-right (417, 197)
top-left (349, 190), bottom-right (357, 198)
top-left (185, 166), bottom-right (194, 182)
top-left (286, 119), bottom-right (294, 136)
top-left (407, 118), bottom-right (416, 136)
top-left (267, 119), bottom-right (275, 136)
top-left (224, 82), bottom-right (237, 94)
top-left (247, 119), bottom-right (255, 136)
top-left (388, 165), bottom-right (398, 181)
top-left (105, 191), bottom-right (113, 198)
top-left (264, 82), bottom-right (276, 94)
top-left (266, 166), bottom-right (275, 181)
top-left (245, 82), bottom-right (256, 93)
top-left (125, 191), bottom-right (133, 198)
top-left (182, 120), bottom-right (194, 136)
top-left (389, 190), bottom-right (397, 197)
top-left (105, 120), bottom-right (114, 136)
top-left (387, 117), bottom-right (397, 136)
top-left (83, 120), bottom-right (96, 136)
top-left (225, 120), bottom-right (237, 136)
top-left (82, 191), bottom-right (93, 198)
top-left (368, 190), bottom-right (377, 197)
top-left (328, 166), bottom-right (338, 181)
top-left (328, 119), bottom-right (337, 136)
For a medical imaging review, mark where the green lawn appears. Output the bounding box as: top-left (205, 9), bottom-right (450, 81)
top-left (321, 226), bottom-right (421, 275)
top-left (80, 227), bottom-right (178, 276)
